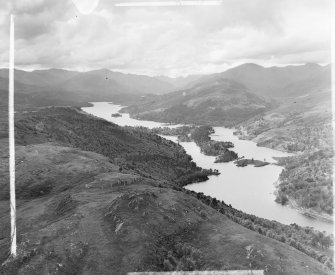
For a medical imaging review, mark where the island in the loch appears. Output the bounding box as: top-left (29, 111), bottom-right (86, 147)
top-left (0, 60), bottom-right (332, 274)
top-left (234, 157), bottom-right (269, 167)
top-left (0, 1), bottom-right (332, 271)
top-left (111, 113), bottom-right (122, 117)
top-left (0, 106), bottom-right (333, 274)
top-left (122, 63), bottom-right (332, 226)
top-left (152, 125), bottom-right (237, 162)
top-left (214, 149), bottom-right (238, 163)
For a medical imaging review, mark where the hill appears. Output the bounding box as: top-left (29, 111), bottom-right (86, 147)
top-left (0, 68), bottom-right (80, 88)
top-left (189, 63), bottom-right (330, 99)
top-left (0, 68), bottom-right (175, 95)
top-left (234, 86), bottom-right (333, 217)
top-left (0, 107), bottom-right (332, 274)
top-left (122, 63), bottom-right (333, 218)
top-left (0, 107), bottom-right (333, 274)
top-left (9, 107), bottom-right (214, 186)
top-left (155, 74), bottom-right (204, 89)
top-left (0, 68), bottom-right (176, 109)
top-left (58, 69), bottom-right (176, 96)
top-left (122, 78), bottom-right (272, 127)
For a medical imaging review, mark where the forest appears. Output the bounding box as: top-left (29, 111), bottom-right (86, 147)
top-left (271, 124), bottom-right (333, 215)
top-left (236, 114), bottom-right (333, 216)
top-left (152, 125), bottom-right (236, 160)
top-left (12, 107), bottom-right (333, 271)
top-left (276, 149), bottom-right (333, 214)
top-left (14, 108), bottom-right (216, 187)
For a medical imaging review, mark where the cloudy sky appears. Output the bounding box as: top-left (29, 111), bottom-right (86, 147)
top-left (0, 0), bottom-right (332, 76)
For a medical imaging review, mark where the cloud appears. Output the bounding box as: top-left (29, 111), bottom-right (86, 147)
top-left (72, 0), bottom-right (100, 14)
top-left (0, 0), bottom-right (332, 75)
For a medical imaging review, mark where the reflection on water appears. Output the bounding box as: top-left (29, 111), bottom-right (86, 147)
top-left (82, 102), bottom-right (333, 233)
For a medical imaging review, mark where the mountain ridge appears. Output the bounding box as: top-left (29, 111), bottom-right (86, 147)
top-left (122, 77), bottom-right (272, 126)
top-left (186, 63), bottom-right (331, 98)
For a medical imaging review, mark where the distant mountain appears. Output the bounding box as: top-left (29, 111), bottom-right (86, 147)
top-left (58, 69), bottom-right (176, 95)
top-left (192, 63), bottom-right (331, 98)
top-left (0, 68), bottom-right (177, 108)
top-left (155, 74), bottom-right (204, 88)
top-left (0, 63), bottom-right (330, 111)
top-left (0, 69), bottom-right (79, 90)
top-left (123, 77), bottom-right (271, 126)
top-left (0, 68), bottom-right (176, 95)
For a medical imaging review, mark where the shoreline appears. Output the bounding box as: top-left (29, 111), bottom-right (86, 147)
top-left (235, 130), bottom-right (334, 224)
top-left (85, 102), bottom-right (334, 231)
top-left (288, 197), bottom-right (333, 224)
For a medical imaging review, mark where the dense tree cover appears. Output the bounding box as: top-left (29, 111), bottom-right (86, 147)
top-left (151, 126), bottom-right (194, 142)
top-left (111, 113), bottom-right (122, 117)
top-left (151, 126), bottom-right (194, 136)
top-left (200, 140), bottom-right (234, 156)
top-left (189, 126), bottom-right (213, 143)
top-left (180, 188), bottom-right (334, 269)
top-left (190, 126), bottom-right (237, 159)
top-left (14, 108), bottom-right (215, 185)
top-left (235, 116), bottom-right (332, 153)
top-left (264, 123), bottom-right (334, 215)
top-left (276, 124), bottom-right (333, 215)
top-left (152, 125), bottom-right (236, 158)
top-left (214, 149), bottom-right (238, 163)
top-left (236, 115), bottom-right (333, 216)
top-left (235, 158), bottom-right (269, 167)
top-left (276, 149), bottom-right (333, 214)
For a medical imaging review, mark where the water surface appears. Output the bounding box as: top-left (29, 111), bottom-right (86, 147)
top-left (83, 102), bottom-right (333, 233)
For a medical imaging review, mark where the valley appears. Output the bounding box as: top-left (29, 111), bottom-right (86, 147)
top-left (2, 0), bottom-right (333, 273)
top-left (121, 63), bottom-right (332, 220)
top-left (0, 106), bottom-right (333, 274)
top-left (0, 62), bottom-right (333, 274)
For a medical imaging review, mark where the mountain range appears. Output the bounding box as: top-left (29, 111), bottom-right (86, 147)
top-left (0, 63), bottom-right (330, 127)
top-left (122, 63), bottom-right (331, 126)
top-left (0, 68), bottom-right (178, 94)
top-left (0, 63), bottom-right (333, 273)
top-left (0, 68), bottom-right (183, 109)
top-left (185, 63), bottom-right (331, 98)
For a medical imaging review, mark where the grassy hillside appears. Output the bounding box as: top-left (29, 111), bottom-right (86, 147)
top-left (0, 145), bottom-right (331, 274)
top-left (122, 78), bottom-right (271, 127)
top-left (0, 107), bottom-right (333, 274)
top-left (11, 107), bottom-right (214, 186)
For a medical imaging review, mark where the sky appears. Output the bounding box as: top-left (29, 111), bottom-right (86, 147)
top-left (0, 0), bottom-right (332, 76)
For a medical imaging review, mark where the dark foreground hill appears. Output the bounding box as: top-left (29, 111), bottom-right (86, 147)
top-left (0, 108), bottom-right (333, 274)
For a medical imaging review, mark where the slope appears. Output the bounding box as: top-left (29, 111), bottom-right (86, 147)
top-left (0, 109), bottom-right (332, 274)
top-left (233, 86), bottom-right (333, 217)
top-left (190, 63), bottom-right (331, 98)
top-left (0, 68), bottom-right (176, 109)
top-left (123, 77), bottom-right (271, 126)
